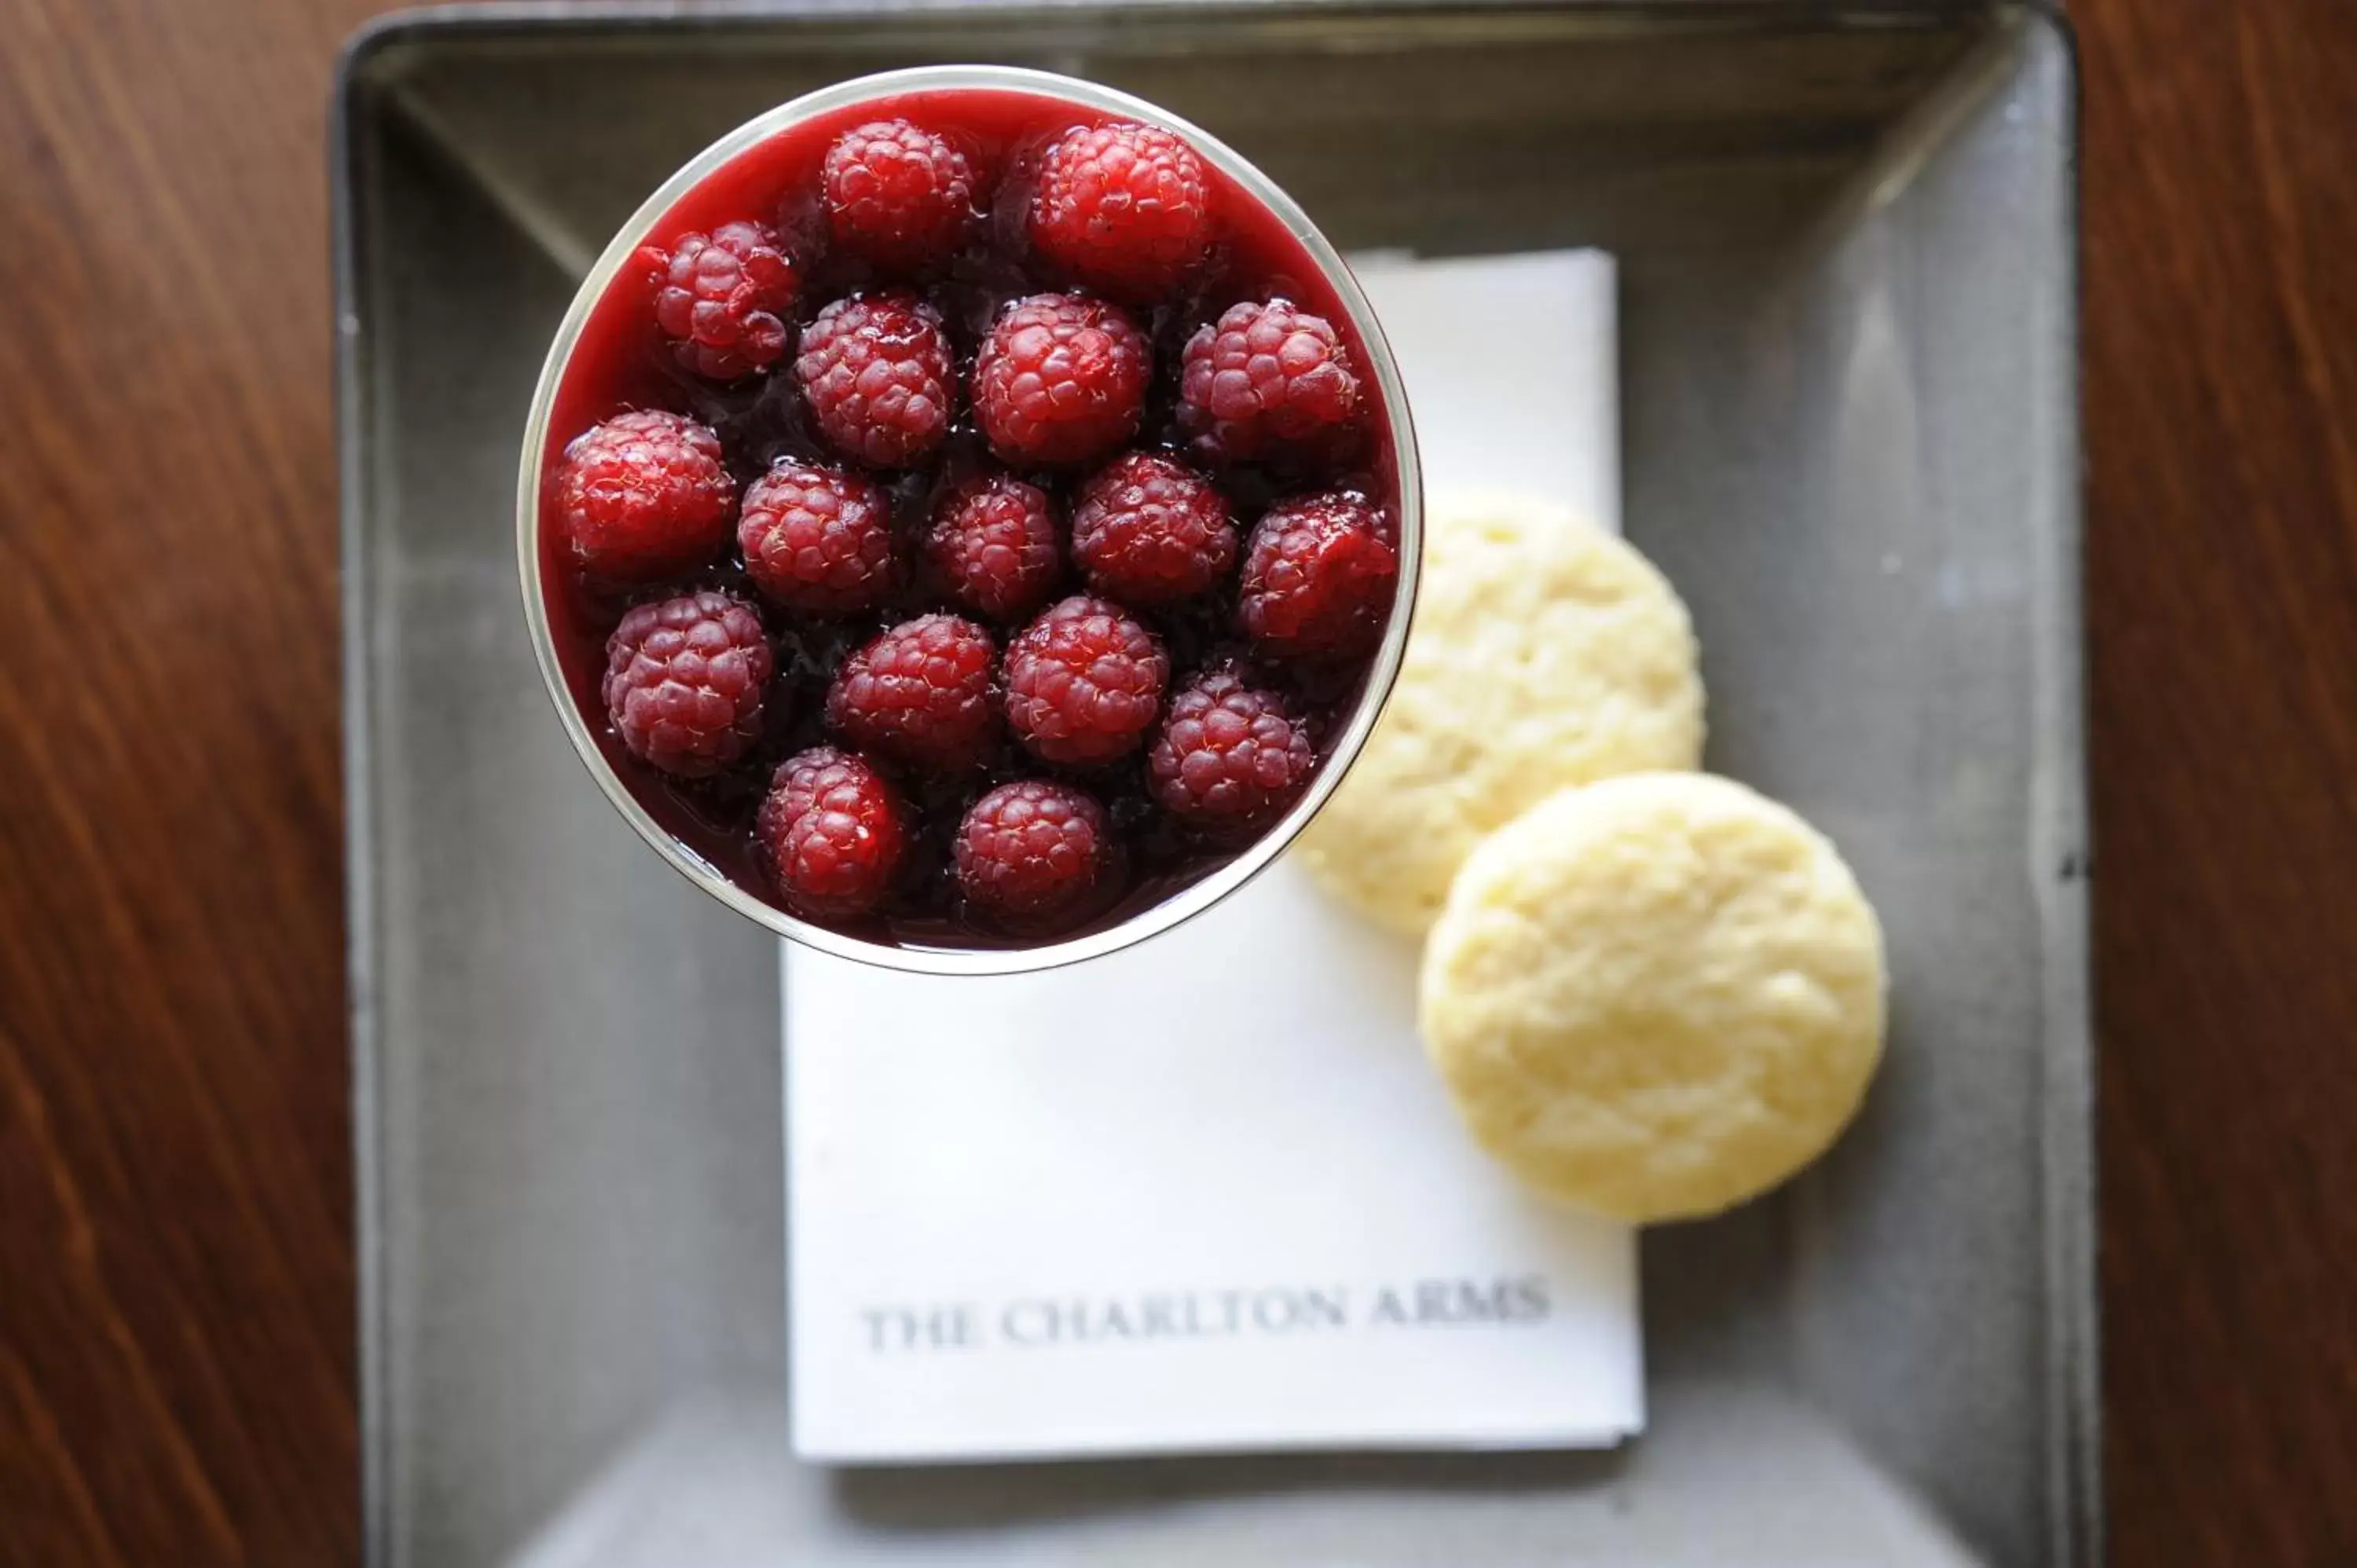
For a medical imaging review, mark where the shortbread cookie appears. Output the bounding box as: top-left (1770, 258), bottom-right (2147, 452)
top-left (1296, 493), bottom-right (1703, 935)
top-left (1419, 773), bottom-right (1886, 1222)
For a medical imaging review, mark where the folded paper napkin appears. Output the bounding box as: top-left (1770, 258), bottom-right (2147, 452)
top-left (785, 250), bottom-right (1641, 1464)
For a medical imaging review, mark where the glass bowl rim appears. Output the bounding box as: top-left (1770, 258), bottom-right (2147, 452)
top-left (515, 63), bottom-right (1424, 976)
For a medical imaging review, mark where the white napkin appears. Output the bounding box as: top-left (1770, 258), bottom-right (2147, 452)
top-left (785, 251), bottom-right (1640, 1464)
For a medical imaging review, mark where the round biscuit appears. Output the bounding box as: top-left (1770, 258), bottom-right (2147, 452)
top-left (1296, 493), bottom-right (1703, 935)
top-left (1419, 772), bottom-right (1886, 1222)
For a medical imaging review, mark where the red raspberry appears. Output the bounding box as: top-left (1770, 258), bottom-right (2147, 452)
top-left (650, 222), bottom-right (797, 382)
top-left (926, 474), bottom-right (1062, 622)
top-left (823, 119), bottom-right (977, 274)
top-left (1003, 595), bottom-right (1169, 765)
top-left (601, 592), bottom-right (773, 779)
top-left (1148, 671), bottom-right (1318, 833)
top-left (1070, 452), bottom-right (1237, 604)
top-left (755, 746), bottom-right (908, 919)
top-left (825, 614), bottom-right (1000, 773)
top-left (1238, 491), bottom-right (1398, 658)
top-left (553, 411), bottom-right (736, 583)
top-left (973, 293), bottom-right (1149, 469)
top-left (794, 291), bottom-right (955, 469)
top-left (954, 780), bottom-right (1114, 921)
top-left (1178, 299), bottom-right (1364, 466)
top-left (1030, 119), bottom-right (1212, 302)
top-left (737, 460), bottom-right (898, 615)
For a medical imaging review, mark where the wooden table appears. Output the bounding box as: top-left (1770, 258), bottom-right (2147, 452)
top-left (2, 2), bottom-right (2352, 1562)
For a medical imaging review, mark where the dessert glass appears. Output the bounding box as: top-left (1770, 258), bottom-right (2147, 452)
top-left (517, 64), bottom-right (1421, 975)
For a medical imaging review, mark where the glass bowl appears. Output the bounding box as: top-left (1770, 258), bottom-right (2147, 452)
top-left (516, 64), bottom-right (1421, 976)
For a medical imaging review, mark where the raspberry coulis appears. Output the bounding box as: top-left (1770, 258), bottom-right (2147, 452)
top-left (536, 86), bottom-right (1401, 949)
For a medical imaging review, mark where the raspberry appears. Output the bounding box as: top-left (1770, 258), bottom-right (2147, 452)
top-left (601, 592), bottom-right (773, 779)
top-left (1178, 299), bottom-right (1364, 466)
top-left (1030, 119), bottom-right (1212, 301)
top-left (973, 293), bottom-right (1149, 469)
top-left (1003, 595), bottom-right (1168, 765)
top-left (823, 119), bottom-right (977, 274)
top-left (649, 222), bottom-right (797, 382)
top-left (737, 459), bottom-right (898, 615)
top-left (825, 614), bottom-right (1000, 773)
top-left (926, 473), bottom-right (1062, 622)
top-left (794, 291), bottom-right (955, 468)
top-left (1148, 671), bottom-right (1318, 833)
top-left (1070, 452), bottom-right (1237, 604)
top-left (553, 410), bottom-right (736, 583)
top-left (1238, 491), bottom-right (1398, 658)
top-left (954, 780), bottom-right (1114, 921)
top-left (755, 746), bottom-right (908, 919)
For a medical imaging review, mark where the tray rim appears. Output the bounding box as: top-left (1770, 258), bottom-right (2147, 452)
top-left (330, 5), bottom-right (2092, 1566)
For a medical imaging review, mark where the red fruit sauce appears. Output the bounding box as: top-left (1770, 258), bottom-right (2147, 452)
top-left (534, 85), bottom-right (1402, 950)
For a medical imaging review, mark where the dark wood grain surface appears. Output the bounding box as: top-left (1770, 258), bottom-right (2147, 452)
top-left (2, 1), bottom-right (2353, 1563)
top-left (2081, 2), bottom-right (2357, 1563)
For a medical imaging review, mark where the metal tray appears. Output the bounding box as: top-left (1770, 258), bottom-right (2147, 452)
top-left (334, 5), bottom-right (2088, 1565)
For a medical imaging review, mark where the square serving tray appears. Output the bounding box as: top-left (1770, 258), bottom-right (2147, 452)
top-left (334, 4), bottom-right (2088, 1565)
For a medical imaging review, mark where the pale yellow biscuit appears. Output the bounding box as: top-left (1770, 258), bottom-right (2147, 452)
top-left (1296, 493), bottom-right (1703, 936)
top-left (1419, 773), bottom-right (1886, 1222)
